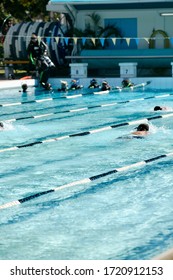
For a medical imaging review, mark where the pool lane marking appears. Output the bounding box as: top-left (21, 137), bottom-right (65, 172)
top-left (0, 96), bottom-right (79, 108)
top-left (1, 93), bottom-right (173, 123)
top-left (0, 94), bottom-right (89, 109)
top-left (0, 90), bottom-right (109, 108)
top-left (1, 152), bottom-right (173, 210)
top-left (0, 91), bottom-right (173, 109)
top-left (1, 112), bottom-right (173, 154)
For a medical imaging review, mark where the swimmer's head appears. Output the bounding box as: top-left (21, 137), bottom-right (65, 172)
top-left (136, 123), bottom-right (149, 132)
top-left (22, 83), bottom-right (28, 92)
top-left (154, 106), bottom-right (162, 111)
top-left (61, 80), bottom-right (68, 85)
top-left (0, 122), bottom-right (4, 129)
top-left (102, 80), bottom-right (108, 85)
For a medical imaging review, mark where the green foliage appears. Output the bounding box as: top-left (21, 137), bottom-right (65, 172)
top-left (0, 0), bottom-right (50, 23)
top-left (66, 12), bottom-right (122, 50)
top-left (0, 45), bottom-right (4, 59)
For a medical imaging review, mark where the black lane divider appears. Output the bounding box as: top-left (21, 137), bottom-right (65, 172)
top-left (1, 151), bottom-right (172, 209)
top-left (19, 189), bottom-right (55, 204)
top-left (17, 141), bottom-right (42, 148)
top-left (1, 112), bottom-right (173, 154)
top-left (1, 92), bottom-right (173, 123)
top-left (145, 154), bottom-right (167, 163)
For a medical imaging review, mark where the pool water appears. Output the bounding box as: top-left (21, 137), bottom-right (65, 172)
top-left (1, 85), bottom-right (173, 260)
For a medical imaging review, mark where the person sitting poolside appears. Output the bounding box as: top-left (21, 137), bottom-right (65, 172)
top-left (121, 79), bottom-right (134, 88)
top-left (131, 123), bottom-right (149, 137)
top-left (101, 80), bottom-right (111, 91)
top-left (154, 106), bottom-right (170, 111)
top-left (88, 78), bottom-right (100, 89)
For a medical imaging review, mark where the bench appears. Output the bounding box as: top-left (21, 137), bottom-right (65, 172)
top-left (3, 60), bottom-right (30, 79)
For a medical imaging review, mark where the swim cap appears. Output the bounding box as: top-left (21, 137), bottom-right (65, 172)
top-left (154, 106), bottom-right (162, 111)
top-left (22, 84), bottom-right (28, 90)
top-left (136, 123), bottom-right (149, 131)
top-left (61, 80), bottom-right (68, 85)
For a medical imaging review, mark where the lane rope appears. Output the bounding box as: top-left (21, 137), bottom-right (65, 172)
top-left (0, 103), bottom-right (73, 119)
top-left (0, 89), bottom-right (173, 109)
top-left (1, 112), bottom-right (173, 154)
top-left (1, 93), bottom-right (173, 123)
top-left (0, 89), bottom-right (114, 108)
top-left (0, 151), bottom-right (172, 210)
top-left (0, 96), bottom-right (79, 108)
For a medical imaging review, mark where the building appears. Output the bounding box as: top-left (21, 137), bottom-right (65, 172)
top-left (47, 0), bottom-right (173, 76)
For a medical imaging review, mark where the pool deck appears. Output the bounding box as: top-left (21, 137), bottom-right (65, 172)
top-left (154, 248), bottom-right (173, 260)
top-left (0, 79), bottom-right (37, 89)
top-left (0, 77), bottom-right (173, 90)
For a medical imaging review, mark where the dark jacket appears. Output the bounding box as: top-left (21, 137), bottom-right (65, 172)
top-left (27, 39), bottom-right (48, 65)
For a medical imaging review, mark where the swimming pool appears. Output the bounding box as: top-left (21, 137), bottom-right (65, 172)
top-left (1, 83), bottom-right (173, 260)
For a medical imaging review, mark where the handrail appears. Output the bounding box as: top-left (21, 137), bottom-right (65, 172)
top-left (65, 55), bottom-right (173, 59)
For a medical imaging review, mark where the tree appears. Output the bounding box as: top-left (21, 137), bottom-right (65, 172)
top-left (0, 0), bottom-right (50, 24)
top-left (65, 12), bottom-right (122, 54)
top-left (0, 0), bottom-right (51, 58)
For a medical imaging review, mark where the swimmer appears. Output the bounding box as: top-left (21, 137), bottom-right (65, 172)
top-left (117, 123), bottom-right (149, 140)
top-left (0, 122), bottom-right (4, 130)
top-left (132, 123), bottom-right (149, 137)
top-left (121, 79), bottom-right (134, 88)
top-left (154, 106), bottom-right (171, 111)
top-left (41, 82), bottom-right (52, 91)
top-left (58, 80), bottom-right (68, 92)
top-left (69, 79), bottom-right (83, 90)
top-left (88, 78), bottom-right (100, 89)
top-left (21, 83), bottom-right (28, 92)
top-left (19, 83), bottom-right (28, 92)
top-left (101, 80), bottom-right (111, 91)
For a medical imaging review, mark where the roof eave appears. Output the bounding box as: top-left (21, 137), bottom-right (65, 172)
top-left (47, 1), bottom-right (173, 13)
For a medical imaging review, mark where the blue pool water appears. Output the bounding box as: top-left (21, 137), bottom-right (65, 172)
top-left (1, 84), bottom-right (173, 260)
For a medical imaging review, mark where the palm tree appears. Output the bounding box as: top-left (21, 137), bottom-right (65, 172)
top-left (83, 12), bottom-right (122, 49)
top-left (64, 12), bottom-right (122, 55)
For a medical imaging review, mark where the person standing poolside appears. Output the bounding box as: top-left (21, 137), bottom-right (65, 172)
top-left (27, 33), bottom-right (55, 90)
